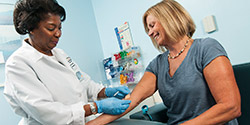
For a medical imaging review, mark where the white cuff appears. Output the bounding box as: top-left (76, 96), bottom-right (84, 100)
top-left (71, 102), bottom-right (85, 124)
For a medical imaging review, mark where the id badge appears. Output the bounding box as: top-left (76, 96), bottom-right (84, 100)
top-left (66, 56), bottom-right (84, 82)
top-left (76, 71), bottom-right (84, 82)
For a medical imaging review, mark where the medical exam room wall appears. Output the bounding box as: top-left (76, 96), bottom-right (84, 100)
top-left (0, 0), bottom-right (104, 124)
top-left (92, 0), bottom-right (250, 66)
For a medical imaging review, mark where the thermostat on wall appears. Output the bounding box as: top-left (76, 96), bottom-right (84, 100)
top-left (202, 15), bottom-right (217, 33)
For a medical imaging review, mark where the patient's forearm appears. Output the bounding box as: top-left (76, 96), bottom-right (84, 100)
top-left (86, 72), bottom-right (157, 125)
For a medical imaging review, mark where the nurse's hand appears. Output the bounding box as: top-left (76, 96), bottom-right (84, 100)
top-left (105, 86), bottom-right (130, 99)
top-left (95, 97), bottom-right (131, 115)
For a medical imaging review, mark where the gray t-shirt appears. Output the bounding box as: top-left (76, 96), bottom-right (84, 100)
top-left (146, 38), bottom-right (238, 125)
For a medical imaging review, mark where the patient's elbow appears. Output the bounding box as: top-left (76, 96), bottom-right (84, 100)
top-left (234, 107), bottom-right (241, 118)
top-left (229, 103), bottom-right (241, 118)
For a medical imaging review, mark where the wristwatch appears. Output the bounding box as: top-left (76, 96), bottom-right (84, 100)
top-left (89, 102), bottom-right (97, 114)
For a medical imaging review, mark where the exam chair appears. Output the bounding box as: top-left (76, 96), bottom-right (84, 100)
top-left (232, 62), bottom-right (250, 125)
top-left (129, 62), bottom-right (250, 125)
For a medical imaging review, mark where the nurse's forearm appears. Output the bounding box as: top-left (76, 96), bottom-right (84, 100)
top-left (97, 88), bottom-right (106, 98)
top-left (84, 102), bottom-right (98, 117)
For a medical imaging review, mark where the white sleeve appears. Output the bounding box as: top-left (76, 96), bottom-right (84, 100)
top-left (4, 58), bottom-right (86, 125)
top-left (80, 72), bottom-right (104, 101)
top-left (55, 48), bottom-right (104, 101)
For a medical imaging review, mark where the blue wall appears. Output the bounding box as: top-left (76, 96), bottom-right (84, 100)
top-left (57, 0), bottom-right (105, 82)
top-left (0, 0), bottom-right (104, 124)
top-left (177, 0), bottom-right (250, 65)
top-left (92, 0), bottom-right (250, 65)
top-left (92, 0), bottom-right (161, 66)
top-left (0, 1), bottom-right (21, 124)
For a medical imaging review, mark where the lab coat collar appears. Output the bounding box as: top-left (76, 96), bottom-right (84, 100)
top-left (22, 39), bottom-right (56, 63)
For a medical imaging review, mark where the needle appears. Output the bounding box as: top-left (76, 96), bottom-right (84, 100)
top-left (113, 91), bottom-right (119, 97)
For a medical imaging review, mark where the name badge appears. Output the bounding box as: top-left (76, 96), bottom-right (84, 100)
top-left (76, 71), bottom-right (84, 82)
top-left (66, 56), bottom-right (84, 82)
top-left (66, 57), bottom-right (77, 71)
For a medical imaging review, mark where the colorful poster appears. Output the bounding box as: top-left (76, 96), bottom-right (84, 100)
top-left (114, 22), bottom-right (134, 50)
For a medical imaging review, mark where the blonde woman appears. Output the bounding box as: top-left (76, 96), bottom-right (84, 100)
top-left (87, 0), bottom-right (241, 124)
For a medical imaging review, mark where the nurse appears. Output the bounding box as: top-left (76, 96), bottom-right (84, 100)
top-left (4, 0), bottom-right (131, 124)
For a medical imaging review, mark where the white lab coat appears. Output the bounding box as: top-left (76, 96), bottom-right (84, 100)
top-left (4, 40), bottom-right (104, 125)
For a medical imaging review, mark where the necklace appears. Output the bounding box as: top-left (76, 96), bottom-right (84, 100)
top-left (168, 39), bottom-right (190, 59)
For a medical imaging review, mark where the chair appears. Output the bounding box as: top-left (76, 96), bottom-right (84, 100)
top-left (232, 62), bottom-right (250, 125)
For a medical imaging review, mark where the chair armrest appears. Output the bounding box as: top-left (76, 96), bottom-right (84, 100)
top-left (129, 103), bottom-right (168, 123)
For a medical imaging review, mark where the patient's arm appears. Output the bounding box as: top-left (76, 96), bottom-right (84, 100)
top-left (86, 72), bottom-right (157, 125)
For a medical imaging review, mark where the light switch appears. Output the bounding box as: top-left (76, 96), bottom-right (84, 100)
top-left (202, 15), bottom-right (217, 33)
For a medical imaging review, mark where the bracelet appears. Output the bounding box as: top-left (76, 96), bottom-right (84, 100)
top-left (88, 102), bottom-right (97, 114)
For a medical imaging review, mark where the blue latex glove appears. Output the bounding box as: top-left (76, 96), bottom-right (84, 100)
top-left (95, 97), bottom-right (131, 115)
top-left (105, 86), bottom-right (131, 99)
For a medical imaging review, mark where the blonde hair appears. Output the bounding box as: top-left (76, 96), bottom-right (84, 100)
top-left (143, 0), bottom-right (196, 53)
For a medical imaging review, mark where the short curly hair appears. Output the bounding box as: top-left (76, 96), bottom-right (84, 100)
top-left (13, 0), bottom-right (66, 35)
